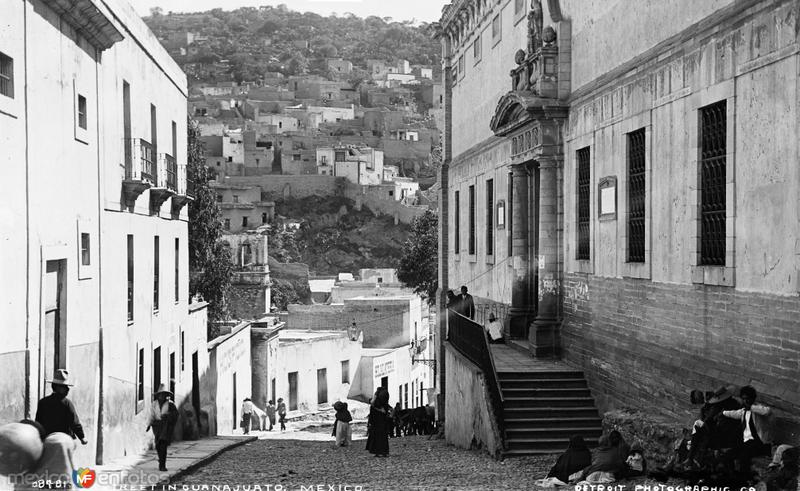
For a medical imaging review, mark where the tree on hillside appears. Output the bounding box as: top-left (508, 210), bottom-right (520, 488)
top-left (187, 118), bottom-right (233, 337)
top-left (397, 209), bottom-right (438, 304)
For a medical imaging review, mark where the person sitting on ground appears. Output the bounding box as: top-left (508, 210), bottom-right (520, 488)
top-left (765, 446), bottom-right (798, 491)
top-left (570, 434), bottom-right (627, 483)
top-left (719, 385), bottom-right (773, 475)
top-left (546, 435), bottom-right (592, 484)
top-left (485, 313), bottom-right (504, 344)
top-left (649, 428), bottom-right (691, 482)
top-left (624, 443), bottom-right (648, 478)
top-left (686, 385), bottom-right (742, 468)
top-left (609, 430), bottom-right (631, 468)
top-left (331, 401), bottom-right (353, 447)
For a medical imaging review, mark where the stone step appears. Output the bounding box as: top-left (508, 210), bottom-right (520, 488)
top-left (499, 378), bottom-right (588, 389)
top-left (503, 416), bottom-right (602, 429)
top-left (505, 427), bottom-right (603, 440)
top-left (503, 407), bottom-right (599, 419)
top-left (497, 371), bottom-right (584, 380)
top-left (505, 437), bottom-right (600, 451)
top-left (503, 397), bottom-right (596, 408)
top-left (501, 387), bottom-right (591, 398)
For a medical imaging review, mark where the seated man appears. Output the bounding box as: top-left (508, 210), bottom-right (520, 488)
top-left (685, 385), bottom-right (741, 468)
top-left (720, 385), bottom-right (773, 474)
top-left (485, 313), bottom-right (504, 344)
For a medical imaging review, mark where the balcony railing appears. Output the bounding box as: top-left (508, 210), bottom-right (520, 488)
top-left (124, 138), bottom-right (154, 183)
top-left (447, 309), bottom-right (505, 439)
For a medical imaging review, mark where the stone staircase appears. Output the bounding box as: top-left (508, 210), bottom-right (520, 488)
top-left (497, 366), bottom-right (602, 456)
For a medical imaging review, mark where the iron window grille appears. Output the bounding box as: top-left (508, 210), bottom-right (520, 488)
top-left (627, 129), bottom-right (646, 263)
top-left (454, 191), bottom-right (460, 253)
top-left (576, 148), bottom-right (591, 260)
top-left (468, 185), bottom-right (476, 255)
top-left (699, 101), bottom-right (727, 266)
top-left (0, 52), bottom-right (12, 98)
top-left (486, 179), bottom-right (494, 256)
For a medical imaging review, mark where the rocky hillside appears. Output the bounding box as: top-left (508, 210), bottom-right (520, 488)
top-left (270, 196), bottom-right (409, 277)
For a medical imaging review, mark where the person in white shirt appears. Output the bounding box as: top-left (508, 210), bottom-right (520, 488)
top-left (485, 313), bottom-right (504, 344)
top-left (720, 385), bottom-right (773, 473)
top-left (241, 398), bottom-right (254, 434)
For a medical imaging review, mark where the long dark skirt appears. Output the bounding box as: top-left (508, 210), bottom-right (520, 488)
top-left (365, 407), bottom-right (390, 456)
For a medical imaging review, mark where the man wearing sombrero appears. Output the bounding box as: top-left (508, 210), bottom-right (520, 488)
top-left (34, 369), bottom-right (88, 446)
top-left (146, 384), bottom-right (178, 472)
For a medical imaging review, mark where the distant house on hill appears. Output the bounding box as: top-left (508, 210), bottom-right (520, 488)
top-left (326, 58), bottom-right (353, 75)
top-left (316, 144), bottom-right (384, 185)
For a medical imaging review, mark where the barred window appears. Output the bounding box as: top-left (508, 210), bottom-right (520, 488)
top-left (0, 52), bottom-right (13, 98)
top-left (469, 185), bottom-right (476, 255)
top-left (576, 148), bottom-right (591, 260)
top-left (454, 191), bottom-right (460, 253)
top-left (486, 179), bottom-right (494, 256)
top-left (627, 130), bottom-right (646, 263)
top-left (700, 101), bottom-right (727, 266)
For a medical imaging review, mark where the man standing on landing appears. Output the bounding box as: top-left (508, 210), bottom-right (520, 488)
top-left (459, 285), bottom-right (475, 320)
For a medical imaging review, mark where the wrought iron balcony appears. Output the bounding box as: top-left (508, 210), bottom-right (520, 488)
top-left (171, 161), bottom-right (195, 215)
top-left (122, 138), bottom-right (154, 206)
top-left (150, 153), bottom-right (177, 212)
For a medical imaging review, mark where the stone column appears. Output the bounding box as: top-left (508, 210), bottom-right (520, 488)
top-left (508, 162), bottom-right (535, 338)
top-left (530, 157), bottom-right (560, 357)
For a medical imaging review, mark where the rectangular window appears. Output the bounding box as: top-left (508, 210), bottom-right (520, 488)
top-left (80, 233), bottom-right (91, 266)
top-left (341, 360), bottom-right (349, 384)
top-left (317, 368), bottom-right (327, 404)
top-left (169, 352), bottom-right (176, 396)
top-left (486, 179), bottom-right (494, 256)
top-left (180, 331), bottom-right (185, 371)
top-left (0, 52), bottom-right (13, 98)
top-left (515, 0), bottom-right (524, 14)
top-left (171, 120), bottom-right (177, 159)
top-left (700, 101), bottom-right (727, 266)
top-left (576, 148), bottom-right (591, 260)
top-left (153, 236), bottom-right (160, 311)
top-left (627, 129), bottom-right (646, 263)
top-left (454, 191), bottom-right (460, 253)
top-left (224, 218), bottom-right (230, 230)
top-left (262, 213), bottom-right (268, 224)
top-left (127, 235), bottom-right (134, 321)
top-left (77, 95), bottom-right (87, 130)
top-left (242, 216), bottom-right (248, 227)
top-left (150, 104), bottom-right (158, 156)
top-left (468, 185), bottom-right (476, 255)
top-left (216, 195), bottom-right (223, 202)
top-left (137, 347), bottom-right (144, 403)
top-left (473, 36), bottom-right (481, 63)
top-left (492, 15), bottom-right (501, 40)
top-left (153, 346), bottom-right (161, 393)
top-left (404, 383), bottom-right (408, 409)
top-left (174, 238), bottom-right (180, 302)
top-left (233, 195), bottom-right (239, 203)
top-left (458, 55), bottom-right (464, 78)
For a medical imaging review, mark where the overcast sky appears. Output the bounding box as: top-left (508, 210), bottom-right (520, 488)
top-left (128, 0), bottom-right (450, 23)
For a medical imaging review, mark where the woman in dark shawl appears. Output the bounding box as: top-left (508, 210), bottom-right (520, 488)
top-left (571, 435), bottom-right (627, 482)
top-left (365, 387), bottom-right (390, 457)
top-left (547, 435), bottom-right (592, 483)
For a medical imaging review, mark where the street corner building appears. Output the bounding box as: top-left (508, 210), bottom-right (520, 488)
top-left (0, 0), bottom-right (210, 465)
top-left (437, 0), bottom-right (800, 455)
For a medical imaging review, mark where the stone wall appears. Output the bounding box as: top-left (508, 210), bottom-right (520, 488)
top-left (224, 175), bottom-right (344, 201)
top-left (343, 182), bottom-right (428, 225)
top-left (228, 283), bottom-right (269, 320)
top-left (562, 273), bottom-right (800, 444)
top-left (444, 344), bottom-right (503, 458)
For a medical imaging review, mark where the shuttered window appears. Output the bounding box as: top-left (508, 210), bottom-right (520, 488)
top-left (468, 185), bottom-right (476, 255)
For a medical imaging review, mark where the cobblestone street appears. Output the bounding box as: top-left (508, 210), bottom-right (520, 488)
top-left (173, 423), bottom-right (553, 490)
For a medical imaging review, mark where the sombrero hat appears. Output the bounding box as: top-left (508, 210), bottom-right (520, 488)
top-left (46, 369), bottom-right (74, 387)
top-left (153, 383), bottom-right (173, 398)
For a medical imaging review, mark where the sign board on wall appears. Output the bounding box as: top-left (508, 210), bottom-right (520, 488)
top-left (374, 359), bottom-right (395, 378)
top-left (598, 176), bottom-right (617, 220)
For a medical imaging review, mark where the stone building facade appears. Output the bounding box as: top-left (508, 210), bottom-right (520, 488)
top-left (439, 0), bottom-right (800, 439)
